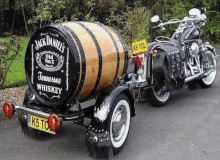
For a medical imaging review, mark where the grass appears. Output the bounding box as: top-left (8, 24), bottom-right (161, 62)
top-left (0, 37), bottom-right (30, 89)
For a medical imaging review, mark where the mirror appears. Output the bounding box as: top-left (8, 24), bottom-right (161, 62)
top-left (151, 15), bottom-right (159, 23)
top-left (201, 7), bottom-right (206, 14)
top-left (201, 14), bottom-right (207, 19)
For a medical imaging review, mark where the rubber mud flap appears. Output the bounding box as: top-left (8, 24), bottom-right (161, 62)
top-left (86, 128), bottom-right (113, 160)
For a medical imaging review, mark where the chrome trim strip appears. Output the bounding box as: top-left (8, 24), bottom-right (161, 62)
top-left (15, 106), bottom-right (50, 118)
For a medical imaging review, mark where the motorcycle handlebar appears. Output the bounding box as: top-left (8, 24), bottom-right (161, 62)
top-left (152, 26), bottom-right (159, 29)
top-left (154, 17), bottom-right (206, 28)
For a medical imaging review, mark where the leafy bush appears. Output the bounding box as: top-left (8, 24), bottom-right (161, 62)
top-left (122, 6), bottom-right (151, 45)
top-left (0, 35), bottom-right (22, 88)
top-left (1, 0), bottom-right (219, 44)
top-left (28, 0), bottom-right (65, 28)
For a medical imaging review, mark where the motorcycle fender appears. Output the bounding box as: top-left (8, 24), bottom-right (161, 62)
top-left (204, 42), bottom-right (217, 57)
top-left (147, 43), bottom-right (170, 80)
top-left (152, 49), bottom-right (169, 81)
top-left (94, 86), bottom-right (135, 122)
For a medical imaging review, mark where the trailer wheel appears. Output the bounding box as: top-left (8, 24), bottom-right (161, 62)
top-left (107, 94), bottom-right (131, 154)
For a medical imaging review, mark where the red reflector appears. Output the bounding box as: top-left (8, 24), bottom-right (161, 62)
top-left (136, 56), bottom-right (142, 68)
top-left (48, 114), bottom-right (61, 132)
top-left (2, 102), bottom-right (14, 118)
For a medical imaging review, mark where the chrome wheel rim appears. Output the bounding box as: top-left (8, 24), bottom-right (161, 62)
top-left (202, 53), bottom-right (217, 85)
top-left (110, 100), bottom-right (130, 148)
top-left (153, 88), bottom-right (171, 102)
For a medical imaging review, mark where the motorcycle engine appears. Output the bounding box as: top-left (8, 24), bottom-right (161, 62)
top-left (190, 42), bottom-right (200, 57)
top-left (187, 40), bottom-right (202, 76)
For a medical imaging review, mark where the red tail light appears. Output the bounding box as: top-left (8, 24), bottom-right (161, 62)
top-left (136, 56), bottom-right (142, 68)
top-left (2, 102), bottom-right (14, 118)
top-left (48, 114), bottom-right (61, 132)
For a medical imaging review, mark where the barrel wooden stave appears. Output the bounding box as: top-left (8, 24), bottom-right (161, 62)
top-left (62, 22), bottom-right (126, 100)
top-left (106, 27), bottom-right (125, 79)
top-left (83, 22), bottom-right (117, 91)
top-left (63, 22), bottom-right (100, 99)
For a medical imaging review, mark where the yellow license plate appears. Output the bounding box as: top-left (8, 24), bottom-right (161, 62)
top-left (132, 39), bottom-right (148, 55)
top-left (27, 114), bottom-right (55, 134)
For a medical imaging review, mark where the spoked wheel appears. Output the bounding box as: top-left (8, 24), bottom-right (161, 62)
top-left (146, 79), bottom-right (171, 107)
top-left (199, 51), bottom-right (217, 88)
top-left (107, 94), bottom-right (131, 154)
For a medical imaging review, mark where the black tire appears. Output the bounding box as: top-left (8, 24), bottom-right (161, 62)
top-left (107, 94), bottom-right (131, 154)
top-left (198, 51), bottom-right (217, 88)
top-left (146, 87), bottom-right (170, 107)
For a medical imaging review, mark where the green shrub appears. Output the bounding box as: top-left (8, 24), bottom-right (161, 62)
top-left (0, 35), bottom-right (22, 88)
top-left (122, 6), bottom-right (151, 46)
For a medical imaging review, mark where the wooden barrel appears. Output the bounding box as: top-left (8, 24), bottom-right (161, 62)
top-left (25, 22), bottom-right (128, 106)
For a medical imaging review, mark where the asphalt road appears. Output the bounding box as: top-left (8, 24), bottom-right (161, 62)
top-left (0, 50), bottom-right (220, 160)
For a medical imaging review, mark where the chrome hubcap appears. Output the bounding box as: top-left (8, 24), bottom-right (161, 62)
top-left (112, 105), bottom-right (127, 142)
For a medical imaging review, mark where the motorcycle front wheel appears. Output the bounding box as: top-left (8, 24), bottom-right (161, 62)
top-left (199, 51), bottom-right (217, 88)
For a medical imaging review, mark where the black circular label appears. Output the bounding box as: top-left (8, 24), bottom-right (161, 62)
top-left (25, 27), bottom-right (76, 106)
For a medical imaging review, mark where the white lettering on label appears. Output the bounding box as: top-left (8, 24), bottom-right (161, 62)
top-left (35, 51), bottom-right (64, 72)
top-left (35, 35), bottom-right (66, 53)
top-left (37, 83), bottom-right (62, 95)
top-left (66, 47), bottom-right (69, 90)
top-left (45, 54), bottom-right (54, 65)
top-left (38, 71), bottom-right (61, 84)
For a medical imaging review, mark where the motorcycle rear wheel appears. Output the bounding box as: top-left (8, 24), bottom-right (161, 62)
top-left (146, 80), bottom-right (171, 107)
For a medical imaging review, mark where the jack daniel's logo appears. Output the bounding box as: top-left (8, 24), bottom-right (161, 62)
top-left (35, 35), bottom-right (66, 53)
top-left (30, 31), bottom-right (70, 101)
top-left (36, 51), bottom-right (64, 72)
top-left (34, 33), bottom-right (65, 72)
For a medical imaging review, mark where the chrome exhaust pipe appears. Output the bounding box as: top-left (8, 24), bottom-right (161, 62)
top-left (184, 72), bottom-right (203, 83)
top-left (184, 68), bottom-right (216, 83)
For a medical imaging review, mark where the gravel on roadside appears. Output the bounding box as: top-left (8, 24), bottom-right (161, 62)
top-left (0, 87), bottom-right (26, 107)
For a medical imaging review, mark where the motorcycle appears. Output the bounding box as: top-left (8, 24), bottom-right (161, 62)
top-left (123, 8), bottom-right (217, 107)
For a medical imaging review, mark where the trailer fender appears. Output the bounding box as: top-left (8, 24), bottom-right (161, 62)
top-left (94, 86), bottom-right (135, 122)
top-left (85, 86), bottom-right (135, 159)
